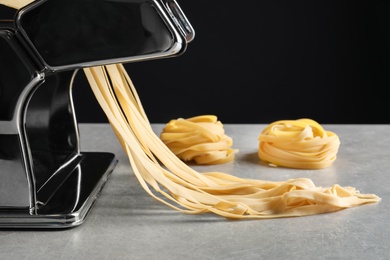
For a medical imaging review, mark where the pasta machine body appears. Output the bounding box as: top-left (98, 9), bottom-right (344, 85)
top-left (0, 0), bottom-right (194, 228)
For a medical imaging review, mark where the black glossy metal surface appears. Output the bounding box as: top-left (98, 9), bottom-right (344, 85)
top-left (0, 152), bottom-right (117, 228)
top-left (0, 29), bottom-right (118, 227)
top-left (25, 70), bottom-right (79, 195)
top-left (0, 0), bottom-right (193, 228)
top-left (16, 0), bottom-right (192, 71)
top-left (0, 30), bottom-right (35, 121)
top-left (0, 28), bottom-right (119, 228)
top-left (19, 0), bottom-right (173, 66)
top-left (0, 30), bottom-right (39, 209)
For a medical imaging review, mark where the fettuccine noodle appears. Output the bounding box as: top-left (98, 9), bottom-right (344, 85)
top-left (160, 115), bottom-right (237, 165)
top-left (0, 0), bottom-right (26, 9)
top-left (258, 118), bottom-right (340, 169)
top-left (2, 1), bottom-right (381, 219)
top-left (83, 64), bottom-right (380, 219)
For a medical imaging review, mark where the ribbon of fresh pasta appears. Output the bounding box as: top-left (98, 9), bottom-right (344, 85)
top-left (83, 64), bottom-right (380, 219)
top-left (0, 0), bottom-right (27, 9)
top-left (258, 119), bottom-right (340, 169)
top-left (2, 1), bottom-right (381, 219)
top-left (160, 115), bottom-right (237, 165)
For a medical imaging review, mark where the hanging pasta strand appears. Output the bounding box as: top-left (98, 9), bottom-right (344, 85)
top-left (0, 0), bottom-right (27, 9)
top-left (83, 64), bottom-right (380, 219)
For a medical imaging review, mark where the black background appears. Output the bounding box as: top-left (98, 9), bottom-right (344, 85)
top-left (2, 0), bottom-right (390, 124)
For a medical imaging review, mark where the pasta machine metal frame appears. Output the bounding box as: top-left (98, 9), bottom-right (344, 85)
top-left (0, 0), bottom-right (194, 228)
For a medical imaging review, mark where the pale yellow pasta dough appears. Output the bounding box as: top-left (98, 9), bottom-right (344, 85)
top-left (83, 64), bottom-right (380, 219)
top-left (258, 118), bottom-right (340, 169)
top-left (2, 0), bottom-right (381, 219)
top-left (0, 0), bottom-right (27, 9)
top-left (160, 115), bottom-right (237, 165)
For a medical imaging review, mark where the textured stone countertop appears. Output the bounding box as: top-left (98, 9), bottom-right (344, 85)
top-left (0, 124), bottom-right (388, 260)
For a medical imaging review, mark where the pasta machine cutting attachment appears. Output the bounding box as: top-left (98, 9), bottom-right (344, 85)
top-left (0, 0), bottom-right (194, 228)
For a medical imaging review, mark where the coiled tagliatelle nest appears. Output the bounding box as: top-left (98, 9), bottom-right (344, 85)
top-left (160, 115), bottom-right (237, 165)
top-left (258, 119), bottom-right (340, 169)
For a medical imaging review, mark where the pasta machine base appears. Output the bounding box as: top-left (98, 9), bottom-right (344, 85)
top-left (0, 152), bottom-right (117, 229)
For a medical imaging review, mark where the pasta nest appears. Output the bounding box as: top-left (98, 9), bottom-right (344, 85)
top-left (160, 115), bottom-right (237, 165)
top-left (258, 118), bottom-right (340, 169)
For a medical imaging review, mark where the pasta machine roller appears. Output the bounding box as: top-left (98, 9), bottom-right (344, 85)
top-left (0, 0), bottom-right (194, 228)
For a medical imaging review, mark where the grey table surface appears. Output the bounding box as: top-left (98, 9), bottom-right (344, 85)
top-left (0, 123), bottom-right (389, 260)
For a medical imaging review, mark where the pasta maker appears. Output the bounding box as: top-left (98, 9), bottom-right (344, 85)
top-left (0, 0), bottom-right (194, 228)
